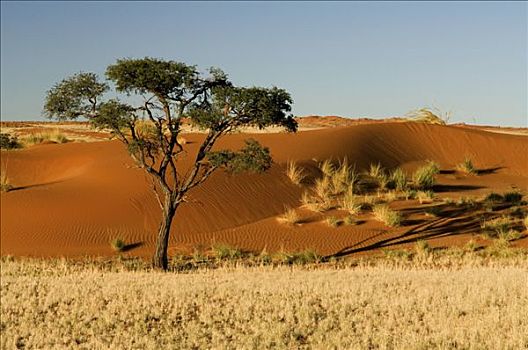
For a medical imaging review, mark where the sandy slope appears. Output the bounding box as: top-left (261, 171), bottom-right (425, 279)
top-left (1, 122), bottom-right (527, 258)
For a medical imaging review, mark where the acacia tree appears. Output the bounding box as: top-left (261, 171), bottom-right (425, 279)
top-left (44, 57), bottom-right (296, 270)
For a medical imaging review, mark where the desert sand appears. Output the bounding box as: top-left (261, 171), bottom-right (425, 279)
top-left (1, 121), bottom-right (527, 258)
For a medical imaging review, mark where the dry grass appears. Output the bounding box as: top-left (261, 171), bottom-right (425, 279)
top-left (405, 107), bottom-right (451, 125)
top-left (0, 167), bottom-right (13, 192)
top-left (276, 206), bottom-right (302, 225)
top-left (412, 161), bottom-right (440, 189)
top-left (456, 156), bottom-right (477, 175)
top-left (372, 204), bottom-right (402, 227)
top-left (110, 238), bottom-right (126, 252)
top-left (21, 129), bottom-right (70, 146)
top-left (1, 257), bottom-right (527, 349)
top-left (341, 189), bottom-right (362, 215)
top-left (286, 161), bottom-right (306, 186)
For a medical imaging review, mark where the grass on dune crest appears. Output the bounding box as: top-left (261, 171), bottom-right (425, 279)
top-left (1, 254), bottom-right (528, 349)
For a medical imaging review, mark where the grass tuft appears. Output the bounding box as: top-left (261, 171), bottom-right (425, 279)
top-left (277, 207), bottom-right (302, 225)
top-left (286, 161), bottom-right (306, 186)
top-left (110, 238), bottom-right (126, 252)
top-left (412, 161), bottom-right (439, 189)
top-left (456, 156), bottom-right (477, 175)
top-left (372, 204), bottom-right (402, 227)
top-left (325, 216), bottom-right (341, 228)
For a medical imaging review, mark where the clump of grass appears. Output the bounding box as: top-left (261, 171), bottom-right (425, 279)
top-left (277, 207), bottom-right (302, 225)
top-left (481, 217), bottom-right (511, 239)
top-left (524, 216), bottom-right (528, 231)
top-left (456, 196), bottom-right (477, 208)
top-left (464, 239), bottom-right (478, 252)
top-left (314, 177), bottom-right (332, 201)
top-left (456, 156), bottom-right (477, 175)
top-left (212, 243), bottom-right (242, 260)
top-left (330, 159), bottom-right (357, 195)
top-left (319, 159), bottom-right (335, 177)
top-left (404, 189), bottom-right (417, 200)
top-left (110, 238), bottom-right (126, 252)
top-left (286, 161), bottom-right (306, 186)
top-left (22, 129), bottom-right (69, 145)
top-left (414, 240), bottom-right (431, 258)
top-left (368, 162), bottom-right (384, 179)
top-left (417, 190), bottom-right (435, 204)
top-left (412, 161), bottom-right (439, 189)
top-left (390, 167), bottom-right (408, 191)
top-left (325, 216), bottom-right (341, 228)
top-left (405, 107), bottom-right (450, 125)
top-left (343, 215), bottom-right (360, 226)
top-left (484, 192), bottom-right (503, 203)
top-left (1, 165), bottom-right (13, 192)
top-left (372, 204), bottom-right (402, 227)
top-left (341, 189), bottom-right (362, 215)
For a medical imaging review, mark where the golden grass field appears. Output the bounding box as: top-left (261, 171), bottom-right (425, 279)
top-left (2, 251), bottom-right (527, 349)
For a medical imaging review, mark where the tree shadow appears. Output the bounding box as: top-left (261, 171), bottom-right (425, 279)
top-left (8, 180), bottom-right (66, 192)
top-left (329, 209), bottom-right (482, 259)
top-left (432, 184), bottom-right (484, 193)
top-left (476, 167), bottom-right (503, 175)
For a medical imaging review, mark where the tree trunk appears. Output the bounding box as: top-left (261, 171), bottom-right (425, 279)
top-left (152, 202), bottom-right (178, 270)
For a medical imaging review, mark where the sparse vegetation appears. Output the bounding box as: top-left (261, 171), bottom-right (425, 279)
top-left (212, 243), bottom-right (242, 260)
top-left (390, 167), bottom-right (407, 191)
top-left (372, 204), bottom-right (402, 227)
top-left (276, 206), bottom-right (301, 225)
top-left (110, 238), bottom-right (126, 252)
top-left (0, 169), bottom-right (13, 192)
top-left (503, 191), bottom-right (523, 205)
top-left (341, 189), bottom-right (362, 215)
top-left (325, 216), bottom-right (341, 227)
top-left (405, 107), bottom-right (451, 125)
top-left (417, 190), bottom-right (435, 204)
top-left (343, 215), bottom-right (359, 226)
top-left (21, 129), bottom-right (70, 146)
top-left (412, 161), bottom-right (440, 189)
top-left (286, 161), bottom-right (306, 185)
top-left (368, 162), bottom-right (384, 178)
top-left (456, 156), bottom-right (477, 175)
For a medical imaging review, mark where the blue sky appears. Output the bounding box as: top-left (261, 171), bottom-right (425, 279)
top-left (1, 1), bottom-right (526, 126)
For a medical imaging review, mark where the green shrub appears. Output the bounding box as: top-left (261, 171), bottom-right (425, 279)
top-left (503, 191), bottom-right (523, 205)
top-left (0, 133), bottom-right (21, 149)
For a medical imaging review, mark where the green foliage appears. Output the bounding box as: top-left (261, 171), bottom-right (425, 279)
top-left (0, 133), bottom-right (21, 149)
top-left (208, 139), bottom-right (271, 174)
top-left (212, 244), bottom-right (242, 260)
top-left (44, 72), bottom-right (108, 120)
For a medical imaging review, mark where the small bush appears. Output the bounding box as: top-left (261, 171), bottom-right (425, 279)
top-left (456, 197), bottom-right (477, 208)
top-left (372, 204), bottom-right (402, 227)
top-left (277, 207), bottom-right (301, 225)
top-left (456, 157), bottom-right (477, 175)
top-left (484, 193), bottom-right (503, 203)
top-left (330, 159), bottom-right (357, 195)
top-left (110, 238), bottom-right (126, 252)
top-left (503, 191), bottom-right (523, 205)
top-left (412, 161), bottom-right (439, 189)
top-left (0, 133), bottom-right (22, 149)
top-left (325, 216), bottom-right (341, 228)
top-left (22, 129), bottom-right (69, 145)
top-left (286, 161), bottom-right (306, 186)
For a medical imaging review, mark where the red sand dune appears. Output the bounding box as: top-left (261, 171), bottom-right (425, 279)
top-left (1, 122), bottom-right (527, 258)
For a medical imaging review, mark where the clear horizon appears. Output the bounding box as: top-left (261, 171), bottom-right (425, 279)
top-left (1, 1), bottom-right (526, 126)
